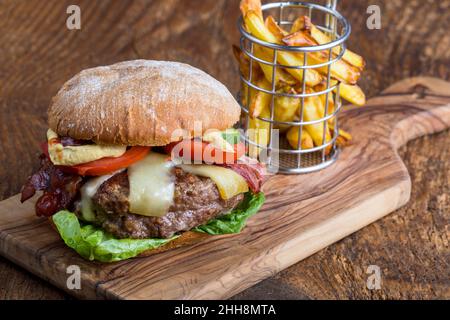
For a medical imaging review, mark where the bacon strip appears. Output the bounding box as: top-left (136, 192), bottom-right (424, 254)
top-left (21, 154), bottom-right (83, 217)
top-left (221, 156), bottom-right (266, 193)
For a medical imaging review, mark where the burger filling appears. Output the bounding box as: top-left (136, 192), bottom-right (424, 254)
top-left (21, 130), bottom-right (266, 250)
top-left (78, 169), bottom-right (244, 239)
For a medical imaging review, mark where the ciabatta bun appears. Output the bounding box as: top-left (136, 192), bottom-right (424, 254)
top-left (48, 60), bottom-right (240, 146)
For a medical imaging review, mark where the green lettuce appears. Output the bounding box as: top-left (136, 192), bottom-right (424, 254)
top-left (221, 128), bottom-right (241, 145)
top-left (52, 192), bottom-right (265, 262)
top-left (52, 211), bottom-right (177, 262)
top-left (193, 192), bottom-right (265, 235)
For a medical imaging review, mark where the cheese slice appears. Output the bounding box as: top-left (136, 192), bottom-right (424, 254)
top-left (80, 173), bottom-right (116, 222)
top-left (128, 153), bottom-right (175, 217)
top-left (179, 164), bottom-right (248, 200)
top-left (47, 129), bottom-right (126, 166)
top-left (202, 130), bottom-right (235, 152)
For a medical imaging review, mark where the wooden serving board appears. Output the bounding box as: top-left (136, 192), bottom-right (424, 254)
top-left (0, 77), bottom-right (449, 300)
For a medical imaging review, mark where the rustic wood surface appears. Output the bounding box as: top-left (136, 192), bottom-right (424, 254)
top-left (0, 0), bottom-right (448, 299)
top-left (0, 76), bottom-right (448, 300)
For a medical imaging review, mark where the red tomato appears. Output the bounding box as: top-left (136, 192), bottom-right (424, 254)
top-left (165, 140), bottom-right (245, 165)
top-left (70, 146), bottom-right (151, 176)
top-left (41, 142), bottom-right (151, 176)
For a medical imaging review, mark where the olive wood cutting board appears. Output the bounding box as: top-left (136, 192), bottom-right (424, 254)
top-left (0, 77), bottom-right (449, 299)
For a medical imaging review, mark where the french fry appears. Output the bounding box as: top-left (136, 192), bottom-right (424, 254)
top-left (336, 129), bottom-right (352, 147)
top-left (313, 81), bottom-right (336, 126)
top-left (240, 0), bottom-right (263, 20)
top-left (329, 124), bottom-right (353, 147)
top-left (338, 81), bottom-right (366, 106)
top-left (253, 45), bottom-right (297, 86)
top-left (291, 16), bottom-right (365, 70)
top-left (274, 86), bottom-right (300, 132)
top-left (238, 0), bottom-right (364, 155)
top-left (282, 30), bottom-right (316, 47)
top-left (248, 95), bottom-right (271, 157)
top-left (283, 31), bottom-right (361, 84)
top-left (232, 45), bottom-right (263, 107)
top-left (299, 89), bottom-right (332, 153)
top-left (303, 47), bottom-right (361, 84)
top-left (286, 126), bottom-right (314, 150)
top-left (243, 11), bottom-right (322, 87)
top-left (314, 56), bottom-right (361, 85)
top-left (261, 13), bottom-right (359, 85)
top-left (249, 77), bottom-right (272, 118)
top-left (316, 79), bottom-right (366, 107)
top-left (265, 15), bottom-right (289, 38)
top-left (232, 45), bottom-right (262, 80)
top-left (290, 16), bottom-right (310, 33)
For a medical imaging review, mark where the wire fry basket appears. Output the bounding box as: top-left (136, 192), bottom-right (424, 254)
top-left (237, 1), bottom-right (351, 174)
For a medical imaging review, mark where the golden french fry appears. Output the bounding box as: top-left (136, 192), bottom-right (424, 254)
top-left (291, 16), bottom-right (365, 70)
top-left (243, 11), bottom-right (322, 87)
top-left (240, 0), bottom-right (263, 20)
top-left (283, 30), bottom-right (360, 85)
top-left (318, 79), bottom-right (366, 107)
top-left (282, 30), bottom-right (316, 47)
top-left (290, 15), bottom-right (311, 33)
top-left (308, 52), bottom-right (361, 85)
top-left (249, 77), bottom-right (272, 118)
top-left (336, 135), bottom-right (350, 147)
top-left (265, 15), bottom-right (289, 38)
top-left (253, 45), bottom-right (297, 86)
top-left (337, 129), bottom-right (352, 147)
top-left (232, 45), bottom-right (262, 80)
top-left (274, 86), bottom-right (300, 132)
top-left (248, 99), bottom-right (271, 157)
top-left (286, 126), bottom-right (314, 150)
top-left (299, 90), bottom-right (332, 153)
top-left (257, 13), bottom-right (359, 85)
top-left (329, 124), bottom-right (352, 147)
top-left (313, 81), bottom-right (336, 126)
top-left (338, 82), bottom-right (366, 106)
top-left (232, 45), bottom-right (265, 107)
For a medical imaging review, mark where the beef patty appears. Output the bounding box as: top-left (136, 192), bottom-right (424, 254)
top-left (85, 168), bottom-right (244, 239)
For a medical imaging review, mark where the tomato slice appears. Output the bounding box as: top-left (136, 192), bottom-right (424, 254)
top-left (165, 140), bottom-right (245, 165)
top-left (70, 146), bottom-right (151, 176)
top-left (40, 141), bottom-right (150, 176)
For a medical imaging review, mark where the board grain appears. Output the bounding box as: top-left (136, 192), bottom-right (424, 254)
top-left (0, 76), bottom-right (449, 299)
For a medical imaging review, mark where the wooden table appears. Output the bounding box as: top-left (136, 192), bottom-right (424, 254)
top-left (0, 0), bottom-right (449, 299)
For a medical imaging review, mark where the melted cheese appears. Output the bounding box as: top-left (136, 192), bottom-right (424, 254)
top-left (128, 153), bottom-right (175, 217)
top-left (47, 129), bottom-right (126, 166)
top-left (79, 173), bottom-right (116, 222)
top-left (179, 165), bottom-right (248, 200)
top-left (202, 130), bottom-right (235, 152)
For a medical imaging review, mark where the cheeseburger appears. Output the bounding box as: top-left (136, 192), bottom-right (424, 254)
top-left (21, 60), bottom-right (266, 262)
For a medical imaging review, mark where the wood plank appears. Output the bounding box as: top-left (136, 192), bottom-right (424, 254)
top-left (0, 77), bottom-right (449, 299)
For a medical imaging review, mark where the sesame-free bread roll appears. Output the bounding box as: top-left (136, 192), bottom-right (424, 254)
top-left (48, 60), bottom-right (240, 146)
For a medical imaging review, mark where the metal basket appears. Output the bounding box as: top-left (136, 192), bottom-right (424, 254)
top-left (237, 1), bottom-right (351, 174)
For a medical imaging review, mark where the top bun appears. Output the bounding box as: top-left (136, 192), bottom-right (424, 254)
top-left (48, 60), bottom-right (240, 146)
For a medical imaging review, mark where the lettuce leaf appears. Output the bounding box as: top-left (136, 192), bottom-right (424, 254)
top-left (221, 128), bottom-right (241, 145)
top-left (193, 192), bottom-right (265, 235)
top-left (52, 211), bottom-right (177, 262)
top-left (52, 192), bottom-right (265, 262)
